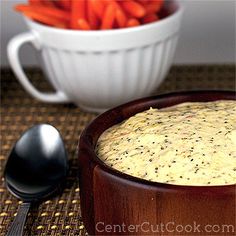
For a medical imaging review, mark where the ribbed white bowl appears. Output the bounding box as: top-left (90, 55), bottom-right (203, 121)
top-left (8, 0), bottom-right (183, 113)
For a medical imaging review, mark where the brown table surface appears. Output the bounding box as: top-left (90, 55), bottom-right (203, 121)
top-left (0, 65), bottom-right (235, 236)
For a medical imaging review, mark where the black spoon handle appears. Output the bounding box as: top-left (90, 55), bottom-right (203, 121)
top-left (6, 202), bottom-right (31, 236)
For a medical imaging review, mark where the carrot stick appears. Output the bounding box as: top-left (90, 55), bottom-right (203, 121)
top-left (77, 18), bottom-right (91, 30)
top-left (28, 0), bottom-right (41, 5)
top-left (142, 13), bottom-right (159, 24)
top-left (87, 0), bottom-right (99, 29)
top-left (40, 0), bottom-right (56, 7)
top-left (56, 0), bottom-right (71, 10)
top-left (137, 0), bottom-right (152, 3)
top-left (102, 0), bottom-right (117, 5)
top-left (126, 18), bottom-right (140, 28)
top-left (121, 1), bottom-right (146, 18)
top-left (90, 0), bottom-right (105, 19)
top-left (101, 3), bottom-right (116, 30)
top-left (29, 0), bottom-right (55, 7)
top-left (23, 11), bottom-right (68, 28)
top-left (145, 0), bottom-right (164, 14)
top-left (70, 0), bottom-right (86, 29)
top-left (136, 0), bottom-right (150, 5)
top-left (115, 7), bottom-right (127, 28)
top-left (111, 1), bottom-right (127, 28)
top-left (15, 4), bottom-right (70, 21)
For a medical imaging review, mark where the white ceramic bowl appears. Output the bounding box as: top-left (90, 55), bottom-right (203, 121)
top-left (8, 0), bottom-right (183, 113)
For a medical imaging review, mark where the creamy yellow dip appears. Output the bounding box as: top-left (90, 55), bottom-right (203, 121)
top-left (96, 100), bottom-right (236, 186)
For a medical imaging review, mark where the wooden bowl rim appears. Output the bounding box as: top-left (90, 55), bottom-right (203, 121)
top-left (79, 90), bottom-right (236, 191)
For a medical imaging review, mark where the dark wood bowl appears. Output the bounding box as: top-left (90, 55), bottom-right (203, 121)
top-left (78, 91), bottom-right (236, 235)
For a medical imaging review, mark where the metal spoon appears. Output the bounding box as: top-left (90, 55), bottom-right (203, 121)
top-left (4, 124), bottom-right (68, 236)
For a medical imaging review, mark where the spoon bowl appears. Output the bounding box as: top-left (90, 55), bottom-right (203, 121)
top-left (4, 124), bottom-right (68, 235)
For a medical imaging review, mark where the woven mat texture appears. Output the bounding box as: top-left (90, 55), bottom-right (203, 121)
top-left (0, 65), bottom-right (235, 236)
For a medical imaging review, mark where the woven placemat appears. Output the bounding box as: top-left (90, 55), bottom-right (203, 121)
top-left (0, 65), bottom-right (235, 236)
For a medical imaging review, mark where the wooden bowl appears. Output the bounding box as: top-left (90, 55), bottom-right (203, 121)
top-left (78, 91), bottom-right (235, 235)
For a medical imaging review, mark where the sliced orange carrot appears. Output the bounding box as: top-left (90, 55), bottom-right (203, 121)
top-left (87, 0), bottom-right (99, 30)
top-left (102, 0), bottom-right (119, 5)
top-left (78, 19), bottom-right (91, 30)
top-left (28, 0), bottom-right (41, 5)
top-left (15, 4), bottom-right (70, 21)
top-left (70, 0), bottom-right (86, 29)
top-left (23, 11), bottom-right (68, 28)
top-left (145, 0), bottom-right (164, 14)
top-left (56, 0), bottom-right (71, 11)
top-left (16, 0), bottom-right (163, 30)
top-left (101, 0), bottom-right (112, 4)
top-left (115, 7), bottom-right (127, 28)
top-left (40, 0), bottom-right (55, 7)
top-left (121, 1), bottom-right (146, 18)
top-left (142, 13), bottom-right (159, 24)
top-left (126, 18), bottom-right (140, 28)
top-left (15, 4), bottom-right (30, 11)
top-left (90, 0), bottom-right (105, 19)
top-left (111, 1), bottom-right (128, 28)
top-left (101, 3), bottom-right (116, 30)
top-left (136, 0), bottom-right (150, 5)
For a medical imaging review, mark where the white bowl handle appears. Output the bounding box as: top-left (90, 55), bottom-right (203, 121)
top-left (7, 32), bottom-right (70, 103)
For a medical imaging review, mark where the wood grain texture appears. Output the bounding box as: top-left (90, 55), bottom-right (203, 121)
top-left (79, 91), bottom-right (236, 235)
